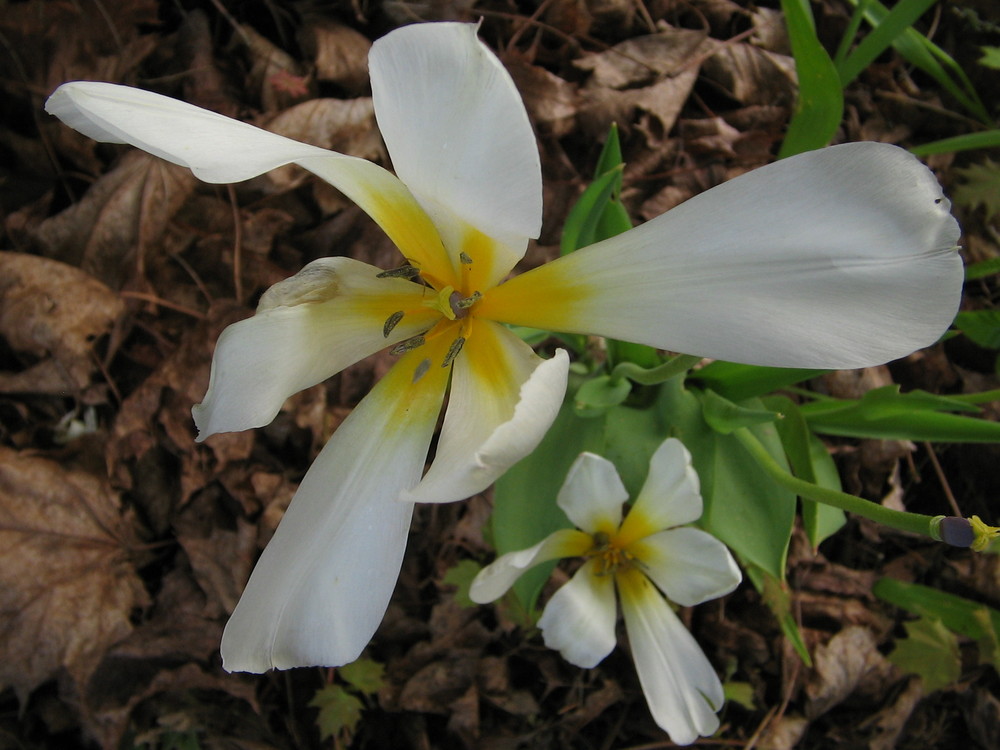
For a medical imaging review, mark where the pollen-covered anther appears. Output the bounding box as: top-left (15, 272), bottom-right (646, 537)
top-left (587, 532), bottom-right (635, 576)
top-left (376, 265), bottom-right (421, 280)
top-left (383, 311), bottom-right (405, 338)
top-left (442, 337), bottom-right (466, 368)
top-left (449, 290), bottom-right (482, 319)
top-left (390, 335), bottom-right (425, 355)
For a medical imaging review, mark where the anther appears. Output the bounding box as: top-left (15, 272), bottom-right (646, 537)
top-left (442, 337), bottom-right (466, 368)
top-left (449, 290), bottom-right (481, 319)
top-left (390, 335), bottom-right (425, 355)
top-left (459, 252), bottom-right (473, 265)
top-left (383, 311), bottom-right (404, 338)
top-left (377, 265), bottom-right (421, 280)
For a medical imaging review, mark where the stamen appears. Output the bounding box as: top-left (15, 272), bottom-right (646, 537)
top-left (459, 251), bottom-right (473, 265)
top-left (442, 337), bottom-right (466, 368)
top-left (377, 265), bottom-right (421, 280)
top-left (383, 311), bottom-right (404, 338)
top-left (449, 290), bottom-right (481, 320)
top-left (390, 335), bottom-right (426, 355)
top-left (587, 531), bottom-right (635, 576)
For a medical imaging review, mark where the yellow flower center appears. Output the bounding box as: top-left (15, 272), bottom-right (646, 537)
top-left (587, 531), bottom-right (635, 576)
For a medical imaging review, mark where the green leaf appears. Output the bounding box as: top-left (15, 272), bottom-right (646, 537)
top-left (911, 130), bottom-right (1000, 157)
top-left (442, 559), bottom-right (482, 609)
top-left (309, 685), bottom-right (364, 742)
top-left (887, 616), bottom-right (961, 693)
top-left (693, 361), bottom-right (827, 401)
top-left (339, 658), bottom-right (385, 695)
top-left (980, 46), bottom-right (1000, 69)
top-left (723, 681), bottom-right (756, 710)
top-left (492, 399), bottom-right (605, 614)
top-left (846, 0), bottom-right (989, 122)
top-left (701, 389), bottom-right (780, 434)
top-left (874, 578), bottom-right (1000, 644)
top-left (799, 385), bottom-right (1000, 442)
top-left (955, 310), bottom-right (1000, 349)
top-left (837, 0), bottom-right (939, 86)
top-left (560, 166), bottom-right (623, 256)
top-left (573, 374), bottom-right (633, 417)
top-left (778, 0), bottom-right (844, 157)
top-left (964, 256), bottom-right (1000, 281)
top-left (763, 395), bottom-right (846, 548)
top-left (952, 159), bottom-right (1000, 223)
top-left (657, 382), bottom-right (796, 580)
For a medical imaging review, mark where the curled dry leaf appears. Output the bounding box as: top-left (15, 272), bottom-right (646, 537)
top-left (702, 44), bottom-right (797, 107)
top-left (300, 19), bottom-right (372, 94)
top-left (0, 252), bottom-right (124, 394)
top-left (805, 626), bottom-right (897, 719)
top-left (506, 57), bottom-right (578, 138)
top-left (0, 447), bottom-right (148, 704)
top-left (33, 151), bottom-right (197, 289)
top-left (573, 29), bottom-right (718, 139)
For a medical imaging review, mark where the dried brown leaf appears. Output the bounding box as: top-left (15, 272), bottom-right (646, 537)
top-left (33, 151), bottom-right (197, 289)
top-left (300, 19), bottom-right (372, 94)
top-left (0, 252), bottom-right (124, 394)
top-left (506, 58), bottom-right (578, 138)
top-left (0, 447), bottom-right (149, 703)
top-left (806, 626), bottom-right (896, 719)
top-left (702, 44), bottom-right (796, 106)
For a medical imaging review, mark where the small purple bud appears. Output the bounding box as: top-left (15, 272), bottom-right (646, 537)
top-left (938, 517), bottom-right (974, 548)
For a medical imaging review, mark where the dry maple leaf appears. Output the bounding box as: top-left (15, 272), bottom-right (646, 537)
top-left (0, 252), bottom-right (125, 394)
top-left (0, 447), bottom-right (149, 704)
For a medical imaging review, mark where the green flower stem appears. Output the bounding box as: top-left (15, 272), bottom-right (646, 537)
top-left (611, 354), bottom-right (703, 386)
top-left (732, 426), bottom-right (936, 538)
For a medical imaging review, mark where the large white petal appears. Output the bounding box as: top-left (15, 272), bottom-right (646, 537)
top-left (401, 322), bottom-right (568, 504)
top-left (468, 528), bottom-right (592, 604)
top-left (192, 257), bottom-right (439, 439)
top-left (617, 438), bottom-right (701, 545)
top-left (556, 452), bottom-right (629, 535)
top-left (619, 569), bottom-right (724, 745)
top-left (220, 345), bottom-right (451, 672)
top-left (538, 559), bottom-right (618, 669)
top-left (370, 22), bottom-right (542, 287)
top-left (630, 528), bottom-right (741, 607)
top-left (480, 142), bottom-right (963, 369)
top-left (44, 82), bottom-right (453, 281)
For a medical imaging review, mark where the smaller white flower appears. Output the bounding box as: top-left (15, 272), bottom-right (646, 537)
top-left (470, 438), bottom-right (741, 745)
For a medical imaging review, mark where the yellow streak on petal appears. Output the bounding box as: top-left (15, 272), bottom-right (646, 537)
top-left (457, 319), bottom-right (522, 418)
top-left (476, 256), bottom-right (597, 331)
top-left (615, 506), bottom-right (664, 550)
top-left (461, 224), bottom-right (504, 294)
top-left (614, 564), bottom-right (655, 605)
top-left (375, 329), bottom-right (454, 421)
top-left (354, 181), bottom-right (459, 290)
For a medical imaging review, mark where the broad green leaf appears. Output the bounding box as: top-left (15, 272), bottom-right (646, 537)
top-left (763, 395), bottom-right (846, 547)
top-left (492, 399), bottom-right (605, 614)
top-left (310, 685), bottom-right (363, 742)
top-left (701, 389), bottom-right (779, 434)
top-left (657, 381), bottom-right (796, 580)
top-left (778, 0), bottom-right (844, 157)
top-left (573, 374), bottom-right (633, 417)
top-left (339, 658), bottom-right (385, 695)
top-left (693, 361), bottom-right (827, 401)
top-left (955, 310), bottom-right (1000, 349)
top-left (442, 559), bottom-right (482, 609)
top-left (837, 0), bottom-right (939, 86)
top-left (887, 616), bottom-right (961, 692)
top-left (723, 681), bottom-right (756, 710)
top-left (874, 578), bottom-right (1000, 644)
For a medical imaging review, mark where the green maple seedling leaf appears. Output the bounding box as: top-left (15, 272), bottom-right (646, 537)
top-left (309, 684), bottom-right (364, 741)
top-left (953, 159), bottom-right (1000, 223)
top-left (339, 657), bottom-right (385, 695)
top-left (888, 616), bottom-right (961, 693)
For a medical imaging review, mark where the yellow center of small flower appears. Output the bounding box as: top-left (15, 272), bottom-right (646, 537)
top-left (587, 531), bottom-right (635, 576)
